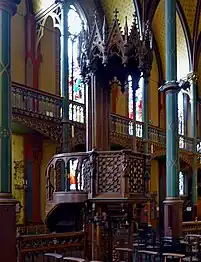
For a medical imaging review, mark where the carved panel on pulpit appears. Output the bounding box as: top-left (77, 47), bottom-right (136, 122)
top-left (98, 153), bottom-right (121, 193)
top-left (128, 156), bottom-right (144, 193)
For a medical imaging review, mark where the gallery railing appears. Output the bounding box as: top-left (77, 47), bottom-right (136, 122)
top-left (11, 83), bottom-right (198, 154)
top-left (16, 231), bottom-right (85, 262)
top-left (111, 113), bottom-right (143, 138)
top-left (12, 82), bottom-right (85, 124)
top-left (111, 113), bottom-right (195, 153)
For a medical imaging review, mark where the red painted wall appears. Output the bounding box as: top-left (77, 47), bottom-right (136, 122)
top-left (24, 134), bottom-right (43, 224)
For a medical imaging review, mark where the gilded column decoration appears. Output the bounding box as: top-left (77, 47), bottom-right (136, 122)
top-left (0, 1), bottom-right (21, 261)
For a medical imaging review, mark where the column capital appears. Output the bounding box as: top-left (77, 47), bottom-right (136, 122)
top-left (0, 0), bottom-right (21, 15)
top-left (159, 80), bottom-right (180, 93)
top-left (187, 71), bottom-right (199, 83)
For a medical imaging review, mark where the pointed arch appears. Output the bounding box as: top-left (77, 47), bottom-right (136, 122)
top-left (176, 0), bottom-right (192, 71)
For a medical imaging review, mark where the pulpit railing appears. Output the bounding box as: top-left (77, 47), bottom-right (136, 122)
top-left (46, 150), bottom-right (150, 201)
top-left (16, 231), bottom-right (85, 262)
top-left (46, 152), bottom-right (90, 201)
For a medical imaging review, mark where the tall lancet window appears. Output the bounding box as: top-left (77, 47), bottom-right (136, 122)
top-left (128, 75), bottom-right (143, 136)
top-left (179, 171), bottom-right (185, 195)
top-left (68, 5), bottom-right (85, 123)
top-left (136, 77), bottom-right (143, 122)
top-left (128, 75), bottom-right (133, 119)
top-left (178, 90), bottom-right (185, 149)
top-left (67, 5), bottom-right (86, 190)
top-left (178, 91), bottom-right (184, 135)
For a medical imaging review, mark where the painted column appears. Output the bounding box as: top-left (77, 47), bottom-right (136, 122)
top-left (0, 1), bottom-right (21, 261)
top-left (160, 0), bottom-right (183, 240)
top-left (60, 0), bottom-right (69, 190)
top-left (189, 72), bottom-right (198, 218)
top-left (141, 73), bottom-right (150, 224)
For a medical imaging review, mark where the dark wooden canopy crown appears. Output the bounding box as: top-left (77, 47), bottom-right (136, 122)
top-left (78, 8), bottom-right (153, 86)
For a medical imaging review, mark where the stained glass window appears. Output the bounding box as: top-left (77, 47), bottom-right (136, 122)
top-left (179, 171), bottom-right (185, 195)
top-left (128, 75), bottom-right (133, 119)
top-left (136, 77), bottom-right (143, 122)
top-left (128, 75), bottom-right (143, 136)
top-left (178, 91), bottom-right (184, 148)
top-left (68, 6), bottom-right (85, 123)
top-left (68, 159), bottom-right (82, 190)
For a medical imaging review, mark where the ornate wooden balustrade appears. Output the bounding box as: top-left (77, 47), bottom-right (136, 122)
top-left (111, 113), bottom-right (194, 152)
top-left (16, 231), bottom-right (85, 262)
top-left (12, 82), bottom-right (62, 119)
top-left (12, 83), bottom-right (197, 160)
top-left (12, 82), bottom-right (85, 142)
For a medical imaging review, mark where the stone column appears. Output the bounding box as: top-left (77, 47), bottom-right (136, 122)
top-left (0, 1), bottom-right (21, 261)
top-left (161, 0), bottom-right (183, 240)
top-left (141, 72), bottom-right (151, 224)
top-left (188, 72), bottom-right (198, 219)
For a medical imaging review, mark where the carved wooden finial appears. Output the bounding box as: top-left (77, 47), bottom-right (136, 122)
top-left (94, 10), bottom-right (97, 23)
top-left (102, 15), bottom-right (107, 44)
top-left (132, 11), bottom-right (138, 26)
top-left (124, 16), bottom-right (128, 41)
